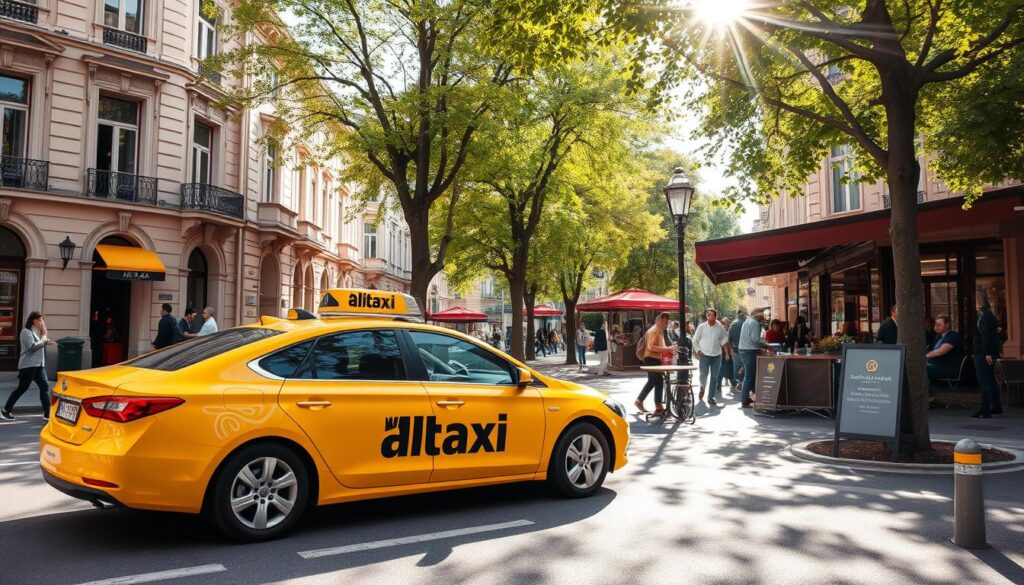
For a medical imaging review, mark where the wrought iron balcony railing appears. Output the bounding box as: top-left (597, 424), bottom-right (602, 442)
top-left (87, 169), bottom-right (158, 204)
top-left (0, 0), bottom-right (38, 23)
top-left (197, 62), bottom-right (222, 85)
top-left (180, 183), bottom-right (245, 218)
top-left (103, 27), bottom-right (147, 53)
top-left (0, 156), bottom-right (48, 190)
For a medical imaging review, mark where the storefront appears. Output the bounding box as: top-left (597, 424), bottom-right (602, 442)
top-left (695, 187), bottom-right (1024, 359)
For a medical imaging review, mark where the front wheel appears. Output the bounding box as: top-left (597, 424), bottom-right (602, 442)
top-left (548, 422), bottom-right (610, 498)
top-left (207, 443), bottom-right (310, 542)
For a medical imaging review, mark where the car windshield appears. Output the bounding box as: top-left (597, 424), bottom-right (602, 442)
top-left (126, 328), bottom-right (282, 371)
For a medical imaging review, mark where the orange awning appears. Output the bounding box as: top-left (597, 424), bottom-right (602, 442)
top-left (94, 244), bottom-right (166, 281)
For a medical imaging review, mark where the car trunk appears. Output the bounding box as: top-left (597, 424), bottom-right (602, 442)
top-left (49, 366), bottom-right (163, 445)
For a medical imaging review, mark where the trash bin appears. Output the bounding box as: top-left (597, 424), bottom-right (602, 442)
top-left (57, 337), bottom-right (86, 372)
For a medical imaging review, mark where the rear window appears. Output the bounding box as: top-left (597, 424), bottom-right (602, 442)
top-left (126, 328), bottom-right (282, 371)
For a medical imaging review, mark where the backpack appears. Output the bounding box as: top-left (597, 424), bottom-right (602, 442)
top-left (635, 329), bottom-right (649, 360)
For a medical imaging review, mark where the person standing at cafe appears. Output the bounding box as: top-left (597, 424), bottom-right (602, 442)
top-left (786, 315), bottom-right (812, 353)
top-left (877, 305), bottom-right (898, 344)
top-left (635, 312), bottom-right (679, 416)
top-left (972, 295), bottom-right (1003, 418)
top-left (728, 309), bottom-right (747, 390)
top-left (692, 308), bottom-right (730, 406)
top-left (738, 311), bottom-right (773, 408)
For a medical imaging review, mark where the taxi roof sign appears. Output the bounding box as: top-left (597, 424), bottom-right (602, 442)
top-left (319, 288), bottom-right (423, 322)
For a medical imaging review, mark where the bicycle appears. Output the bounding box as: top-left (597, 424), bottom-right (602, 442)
top-left (643, 367), bottom-right (696, 425)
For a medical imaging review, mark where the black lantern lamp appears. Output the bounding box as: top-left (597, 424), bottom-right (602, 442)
top-left (664, 168), bottom-right (695, 368)
top-left (59, 236), bottom-right (77, 270)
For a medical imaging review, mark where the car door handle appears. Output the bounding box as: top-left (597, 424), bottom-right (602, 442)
top-left (297, 400), bottom-right (332, 409)
top-left (436, 400), bottom-right (465, 408)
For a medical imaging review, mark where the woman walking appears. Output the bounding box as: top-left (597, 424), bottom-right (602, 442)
top-left (574, 322), bottom-right (590, 370)
top-left (1, 312), bottom-right (56, 421)
top-left (635, 312), bottom-right (679, 416)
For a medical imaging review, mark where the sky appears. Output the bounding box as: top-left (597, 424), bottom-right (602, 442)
top-left (665, 105), bottom-right (760, 234)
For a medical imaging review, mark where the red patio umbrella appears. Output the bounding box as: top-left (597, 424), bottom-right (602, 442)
top-left (524, 305), bottom-right (563, 317)
top-left (427, 306), bottom-right (489, 322)
top-left (575, 288), bottom-right (689, 313)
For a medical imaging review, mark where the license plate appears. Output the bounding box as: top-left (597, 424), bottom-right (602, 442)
top-left (55, 399), bottom-right (81, 424)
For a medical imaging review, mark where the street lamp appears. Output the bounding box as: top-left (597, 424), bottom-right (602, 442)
top-left (664, 167), bottom-right (695, 367)
top-left (59, 236), bottom-right (77, 270)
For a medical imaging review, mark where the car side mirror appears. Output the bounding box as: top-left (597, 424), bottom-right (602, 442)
top-left (517, 367), bottom-right (533, 390)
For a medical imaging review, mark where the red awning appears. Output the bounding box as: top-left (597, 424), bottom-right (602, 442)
top-left (696, 187), bottom-right (1024, 284)
top-left (427, 306), bottom-right (489, 322)
top-left (576, 289), bottom-right (688, 312)
top-left (525, 305), bottom-right (563, 317)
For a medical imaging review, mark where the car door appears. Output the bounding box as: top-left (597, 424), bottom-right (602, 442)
top-left (404, 330), bottom-right (546, 483)
top-left (275, 329), bottom-right (435, 489)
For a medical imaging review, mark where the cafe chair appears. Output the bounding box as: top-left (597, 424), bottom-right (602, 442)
top-left (937, 356), bottom-right (971, 409)
top-left (996, 358), bottom-right (1024, 407)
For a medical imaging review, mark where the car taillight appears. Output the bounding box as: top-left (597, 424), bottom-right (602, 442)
top-left (81, 396), bottom-right (184, 422)
top-left (50, 394), bottom-right (58, 406)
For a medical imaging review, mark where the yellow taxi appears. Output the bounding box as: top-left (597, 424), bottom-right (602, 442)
top-left (40, 289), bottom-right (629, 541)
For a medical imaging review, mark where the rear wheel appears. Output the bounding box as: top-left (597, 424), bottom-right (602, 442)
top-left (208, 443), bottom-right (309, 542)
top-left (548, 422), bottom-right (610, 498)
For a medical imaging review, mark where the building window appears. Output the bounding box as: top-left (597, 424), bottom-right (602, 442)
top-left (0, 75), bottom-right (28, 159)
top-left (192, 122), bottom-right (212, 184)
top-left (96, 96), bottom-right (139, 176)
top-left (829, 144), bottom-right (860, 213)
top-left (363, 224), bottom-right (377, 258)
top-left (104, 0), bottom-right (144, 34)
top-left (263, 143), bottom-right (276, 202)
top-left (197, 0), bottom-right (217, 60)
top-left (269, 68), bottom-right (279, 99)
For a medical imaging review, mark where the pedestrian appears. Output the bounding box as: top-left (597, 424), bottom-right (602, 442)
top-left (574, 321), bottom-right (589, 370)
top-left (535, 329), bottom-right (547, 357)
top-left (198, 307), bottom-right (219, 336)
top-left (634, 312), bottom-right (678, 416)
top-left (717, 317), bottom-right (735, 389)
top-left (667, 321), bottom-right (681, 344)
top-left (786, 314), bottom-right (812, 352)
top-left (491, 326), bottom-right (503, 350)
top-left (972, 294), bottom-right (1003, 418)
top-left (877, 304), bottom-right (898, 344)
top-left (925, 315), bottom-right (963, 403)
top-left (1, 312), bottom-right (56, 421)
top-left (152, 303), bottom-right (178, 349)
top-left (738, 311), bottom-right (773, 408)
top-left (179, 307), bottom-right (197, 339)
top-left (592, 319), bottom-right (610, 376)
top-left (692, 309), bottom-right (730, 406)
top-left (764, 319), bottom-right (786, 344)
top-left (548, 328), bottom-right (558, 355)
top-left (728, 309), bottom-right (747, 387)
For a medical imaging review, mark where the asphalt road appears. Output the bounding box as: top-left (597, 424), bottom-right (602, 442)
top-left (2, 356), bottom-right (1022, 585)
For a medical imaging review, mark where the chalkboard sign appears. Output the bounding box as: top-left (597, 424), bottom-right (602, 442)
top-left (833, 344), bottom-right (906, 461)
top-left (754, 356), bottom-right (787, 413)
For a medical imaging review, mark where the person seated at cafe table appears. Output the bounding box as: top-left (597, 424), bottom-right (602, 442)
top-left (764, 319), bottom-right (786, 344)
top-left (925, 315), bottom-right (964, 402)
top-left (786, 315), bottom-right (812, 352)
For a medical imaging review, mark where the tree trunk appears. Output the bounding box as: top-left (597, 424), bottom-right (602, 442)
top-left (884, 83), bottom-right (931, 451)
top-left (563, 299), bottom-right (579, 366)
top-left (525, 291), bottom-right (537, 361)
top-left (406, 212), bottom-right (441, 312)
top-left (507, 275), bottom-right (526, 361)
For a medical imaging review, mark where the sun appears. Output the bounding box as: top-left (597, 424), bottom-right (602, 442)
top-left (690, 0), bottom-right (752, 27)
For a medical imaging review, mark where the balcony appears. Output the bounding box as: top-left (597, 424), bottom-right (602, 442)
top-left (180, 183), bottom-right (245, 219)
top-left (86, 169), bottom-right (158, 204)
top-left (362, 257), bottom-right (387, 273)
top-left (103, 27), bottom-right (147, 53)
top-left (0, 156), bottom-right (48, 190)
top-left (0, 0), bottom-right (38, 23)
top-left (198, 62), bottom-right (222, 86)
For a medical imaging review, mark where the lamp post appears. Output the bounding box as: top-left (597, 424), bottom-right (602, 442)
top-left (664, 167), bottom-right (695, 367)
top-left (59, 236), bottom-right (77, 270)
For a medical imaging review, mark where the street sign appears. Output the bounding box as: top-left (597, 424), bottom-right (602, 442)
top-left (833, 344), bottom-right (906, 462)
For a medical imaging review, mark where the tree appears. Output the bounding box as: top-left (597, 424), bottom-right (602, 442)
top-left (446, 58), bottom-right (649, 360)
top-left (218, 0), bottom-right (513, 309)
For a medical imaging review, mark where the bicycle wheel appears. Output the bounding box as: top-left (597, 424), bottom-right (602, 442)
top-left (670, 381), bottom-right (694, 421)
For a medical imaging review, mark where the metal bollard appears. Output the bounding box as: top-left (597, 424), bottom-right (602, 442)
top-left (951, 438), bottom-right (988, 549)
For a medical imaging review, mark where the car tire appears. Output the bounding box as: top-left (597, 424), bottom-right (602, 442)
top-left (208, 443), bottom-right (310, 542)
top-left (548, 422), bottom-right (610, 498)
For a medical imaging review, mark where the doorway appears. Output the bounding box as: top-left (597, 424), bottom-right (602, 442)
top-left (0, 226), bottom-right (25, 370)
top-left (90, 236), bottom-right (134, 366)
top-left (186, 248), bottom-right (208, 333)
top-left (259, 255), bottom-right (281, 318)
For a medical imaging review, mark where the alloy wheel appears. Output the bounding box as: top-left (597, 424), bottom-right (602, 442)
top-left (229, 456), bottom-right (299, 530)
top-left (564, 434), bottom-right (605, 490)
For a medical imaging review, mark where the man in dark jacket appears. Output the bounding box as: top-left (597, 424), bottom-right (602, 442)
top-left (152, 303), bottom-right (178, 349)
top-left (972, 296), bottom-right (1003, 418)
top-left (876, 305), bottom-right (898, 344)
top-left (178, 307), bottom-right (197, 339)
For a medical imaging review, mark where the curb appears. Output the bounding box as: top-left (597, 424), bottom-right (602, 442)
top-left (788, 440), bottom-right (1024, 475)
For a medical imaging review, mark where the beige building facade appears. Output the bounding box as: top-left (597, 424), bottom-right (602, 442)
top-left (0, 0), bottom-right (410, 373)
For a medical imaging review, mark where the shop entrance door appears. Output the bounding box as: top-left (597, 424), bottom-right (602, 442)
top-left (90, 237), bottom-right (134, 367)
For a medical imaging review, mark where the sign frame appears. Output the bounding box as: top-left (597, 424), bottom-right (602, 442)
top-left (832, 343), bottom-right (906, 463)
